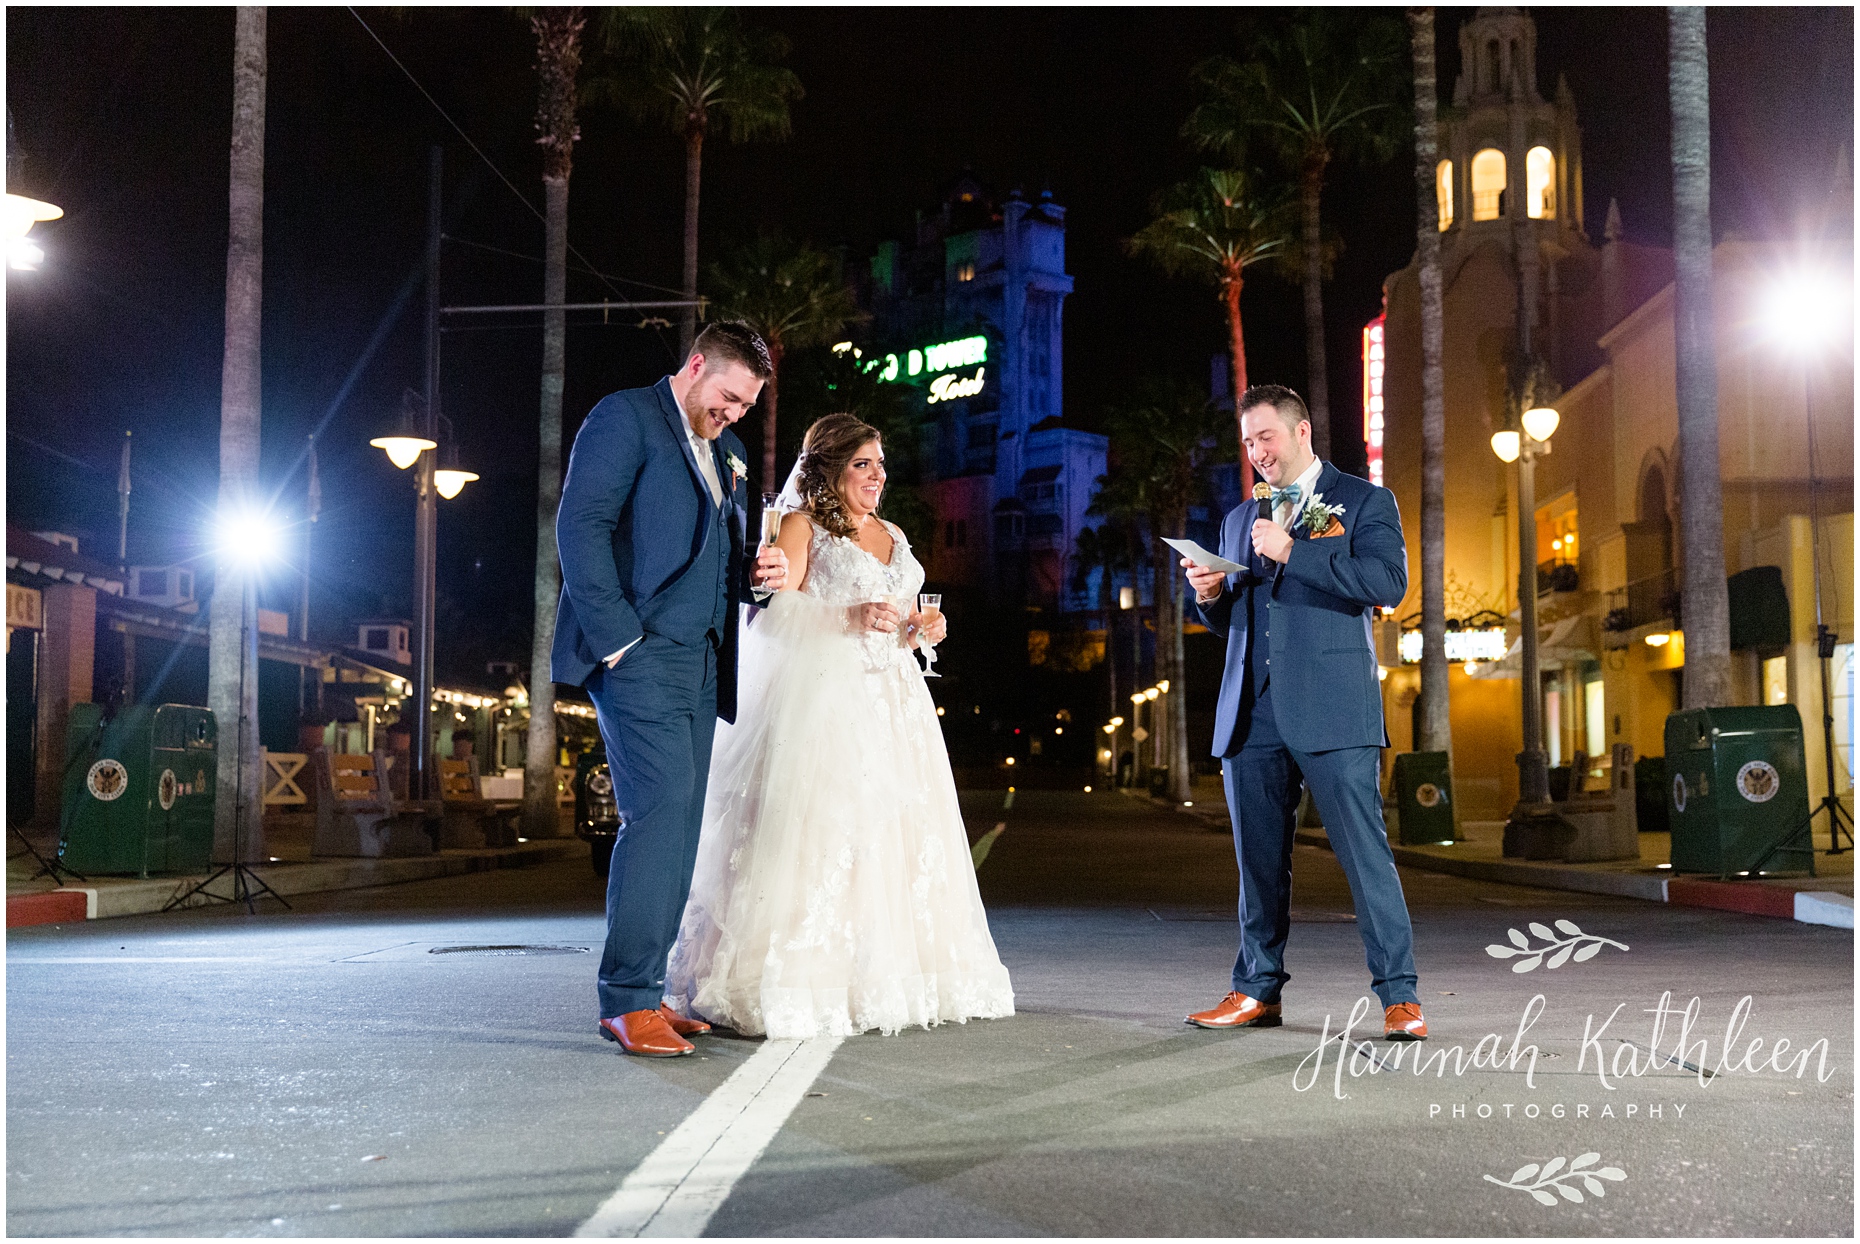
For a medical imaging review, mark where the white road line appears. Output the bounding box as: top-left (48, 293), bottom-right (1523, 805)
top-left (576, 1036), bottom-right (842, 1238)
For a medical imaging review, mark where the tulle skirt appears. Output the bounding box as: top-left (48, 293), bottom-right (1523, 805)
top-left (664, 592), bottom-right (1015, 1039)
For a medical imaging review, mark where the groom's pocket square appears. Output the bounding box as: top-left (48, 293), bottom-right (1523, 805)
top-left (1311, 518), bottom-right (1345, 539)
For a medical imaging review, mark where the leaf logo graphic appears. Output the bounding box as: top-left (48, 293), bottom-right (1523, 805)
top-left (1485, 919), bottom-right (1627, 973)
top-left (1485, 1153), bottom-right (1627, 1204)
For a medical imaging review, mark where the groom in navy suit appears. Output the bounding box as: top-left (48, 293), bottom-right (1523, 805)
top-left (1181, 384), bottom-right (1427, 1041)
top-left (554, 322), bottom-right (787, 1058)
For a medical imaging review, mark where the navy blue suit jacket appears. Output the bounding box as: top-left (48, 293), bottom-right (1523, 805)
top-left (551, 377), bottom-right (756, 722)
top-left (1195, 462), bottom-right (1406, 756)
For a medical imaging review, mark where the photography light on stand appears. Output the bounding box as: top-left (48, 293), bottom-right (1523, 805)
top-left (167, 505), bottom-right (291, 913)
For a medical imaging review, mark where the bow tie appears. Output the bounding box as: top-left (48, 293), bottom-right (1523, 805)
top-left (1270, 485), bottom-right (1302, 512)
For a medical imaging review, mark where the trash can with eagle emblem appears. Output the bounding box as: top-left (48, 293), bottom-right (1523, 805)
top-left (1664, 705), bottom-right (1812, 877)
top-left (58, 703), bottom-right (218, 875)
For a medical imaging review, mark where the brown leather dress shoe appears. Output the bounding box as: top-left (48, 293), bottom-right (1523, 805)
top-left (1384, 1002), bottom-right (1428, 1041)
top-left (658, 1003), bottom-right (712, 1037)
top-left (1186, 991), bottom-right (1283, 1029)
top-left (599, 1010), bottom-right (695, 1057)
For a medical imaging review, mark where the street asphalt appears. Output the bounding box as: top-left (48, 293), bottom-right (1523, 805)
top-left (7, 788), bottom-right (1853, 1237)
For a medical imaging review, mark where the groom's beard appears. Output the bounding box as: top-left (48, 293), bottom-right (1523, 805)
top-left (682, 389), bottom-right (728, 440)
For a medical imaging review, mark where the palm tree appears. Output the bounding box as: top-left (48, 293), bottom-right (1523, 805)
top-left (207, 6), bottom-right (267, 864)
top-left (1091, 379), bottom-right (1234, 803)
top-left (1668, 6), bottom-right (1731, 708)
top-left (705, 233), bottom-right (862, 490)
top-left (521, 6), bottom-right (585, 840)
top-left (604, 8), bottom-right (803, 356)
top-left (1128, 167), bottom-right (1289, 492)
top-left (1185, 8), bottom-right (1407, 462)
top-left (1408, 6), bottom-right (1450, 755)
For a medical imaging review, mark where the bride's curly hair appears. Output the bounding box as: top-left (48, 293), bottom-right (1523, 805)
top-left (794, 413), bottom-right (883, 539)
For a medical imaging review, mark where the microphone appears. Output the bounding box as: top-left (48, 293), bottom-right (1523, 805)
top-left (1253, 482), bottom-right (1272, 503)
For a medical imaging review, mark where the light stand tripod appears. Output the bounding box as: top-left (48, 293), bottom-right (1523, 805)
top-left (167, 573), bottom-right (289, 914)
top-left (8, 820), bottom-right (86, 885)
top-left (1808, 623), bottom-right (1854, 855)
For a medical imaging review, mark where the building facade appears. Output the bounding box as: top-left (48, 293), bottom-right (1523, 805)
top-left (1376, 7), bottom-right (1855, 823)
top-left (855, 176), bottom-right (1107, 616)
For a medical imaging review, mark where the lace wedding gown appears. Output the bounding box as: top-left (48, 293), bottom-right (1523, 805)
top-left (664, 518), bottom-right (1015, 1039)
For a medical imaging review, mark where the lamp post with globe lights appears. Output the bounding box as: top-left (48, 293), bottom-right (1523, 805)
top-left (366, 148), bottom-right (476, 804)
top-left (1492, 396), bottom-right (1562, 831)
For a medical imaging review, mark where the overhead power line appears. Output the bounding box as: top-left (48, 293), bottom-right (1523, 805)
top-left (345, 8), bottom-right (680, 305)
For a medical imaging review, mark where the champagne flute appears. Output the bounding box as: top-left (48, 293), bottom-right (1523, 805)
top-left (917, 593), bottom-right (942, 676)
top-left (759, 493), bottom-right (783, 549)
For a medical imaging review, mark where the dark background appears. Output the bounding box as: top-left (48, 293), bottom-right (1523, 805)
top-left (7, 6), bottom-right (1852, 668)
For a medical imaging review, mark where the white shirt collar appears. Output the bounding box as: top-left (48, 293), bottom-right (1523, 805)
top-left (1291, 456), bottom-right (1323, 500)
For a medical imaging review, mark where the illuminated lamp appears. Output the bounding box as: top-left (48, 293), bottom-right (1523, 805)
top-left (1491, 429), bottom-right (1521, 463)
top-left (1522, 405), bottom-right (1560, 442)
top-left (370, 404), bottom-right (436, 470)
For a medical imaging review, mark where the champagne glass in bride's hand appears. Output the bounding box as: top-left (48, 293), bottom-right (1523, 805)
top-left (917, 593), bottom-right (942, 676)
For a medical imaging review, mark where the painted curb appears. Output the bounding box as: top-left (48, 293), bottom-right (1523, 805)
top-left (6, 840), bottom-right (586, 925)
top-left (1793, 890), bottom-right (1855, 929)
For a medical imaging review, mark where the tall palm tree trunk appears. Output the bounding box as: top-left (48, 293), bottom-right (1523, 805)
top-left (1668, 6), bottom-right (1730, 708)
top-left (1410, 6), bottom-right (1451, 755)
top-left (760, 341), bottom-right (783, 490)
top-left (1299, 156), bottom-right (1332, 461)
top-left (1223, 277), bottom-right (1254, 493)
top-left (679, 121), bottom-right (705, 357)
top-left (208, 5), bottom-right (267, 864)
top-left (524, 8), bottom-right (582, 839)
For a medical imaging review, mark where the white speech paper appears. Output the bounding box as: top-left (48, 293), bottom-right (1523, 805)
top-left (1161, 537), bottom-right (1243, 575)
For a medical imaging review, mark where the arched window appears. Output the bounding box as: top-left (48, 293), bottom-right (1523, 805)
top-left (1526, 146), bottom-right (1556, 219)
top-left (1471, 149), bottom-right (1507, 221)
top-left (1485, 39), bottom-right (1501, 93)
top-left (1436, 159), bottom-right (1454, 230)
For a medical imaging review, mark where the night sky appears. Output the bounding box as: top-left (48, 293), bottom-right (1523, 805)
top-left (6, 6), bottom-right (1851, 674)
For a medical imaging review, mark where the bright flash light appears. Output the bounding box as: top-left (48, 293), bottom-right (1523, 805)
top-left (433, 468), bottom-right (479, 500)
top-left (9, 237), bottom-right (45, 271)
top-left (1645, 632), bottom-right (1671, 647)
top-left (1762, 270), bottom-right (1852, 352)
top-left (1522, 405), bottom-right (1560, 442)
top-left (216, 507), bottom-right (281, 567)
top-left (1490, 429), bottom-right (1521, 463)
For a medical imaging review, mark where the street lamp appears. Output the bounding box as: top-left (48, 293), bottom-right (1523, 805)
top-left (1492, 398), bottom-right (1558, 820)
top-left (369, 400), bottom-right (437, 470)
top-left (5, 191), bottom-right (61, 271)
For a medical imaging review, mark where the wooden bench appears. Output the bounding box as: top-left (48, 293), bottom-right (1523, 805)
top-left (438, 757), bottom-right (521, 848)
top-left (311, 750), bottom-right (437, 858)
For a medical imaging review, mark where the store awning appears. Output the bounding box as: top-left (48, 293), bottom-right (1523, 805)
top-left (1465, 615), bottom-right (1597, 679)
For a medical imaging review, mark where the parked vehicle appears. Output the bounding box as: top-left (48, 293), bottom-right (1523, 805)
top-left (574, 747), bottom-right (620, 878)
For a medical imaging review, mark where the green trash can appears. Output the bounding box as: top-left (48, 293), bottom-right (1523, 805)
top-left (1664, 706), bottom-right (1812, 876)
top-left (1391, 751), bottom-right (1456, 844)
top-left (59, 703), bottom-right (218, 876)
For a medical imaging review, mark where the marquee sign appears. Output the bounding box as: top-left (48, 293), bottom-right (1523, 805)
top-left (1399, 627), bottom-right (1509, 664)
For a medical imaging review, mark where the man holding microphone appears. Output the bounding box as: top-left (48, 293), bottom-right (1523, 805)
top-left (1180, 384), bottom-right (1427, 1042)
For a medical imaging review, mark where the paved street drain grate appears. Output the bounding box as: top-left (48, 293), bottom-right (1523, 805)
top-left (428, 945), bottom-right (591, 956)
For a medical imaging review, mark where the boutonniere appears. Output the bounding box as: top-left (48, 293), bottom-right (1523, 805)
top-left (724, 451), bottom-right (748, 490)
top-left (1297, 492), bottom-right (1347, 538)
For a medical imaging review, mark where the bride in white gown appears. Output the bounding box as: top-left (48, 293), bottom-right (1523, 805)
top-left (664, 413), bottom-right (1015, 1039)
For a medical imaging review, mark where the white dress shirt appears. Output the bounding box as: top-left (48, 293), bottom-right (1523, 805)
top-left (605, 411), bottom-right (726, 668)
top-left (1272, 456), bottom-right (1325, 531)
